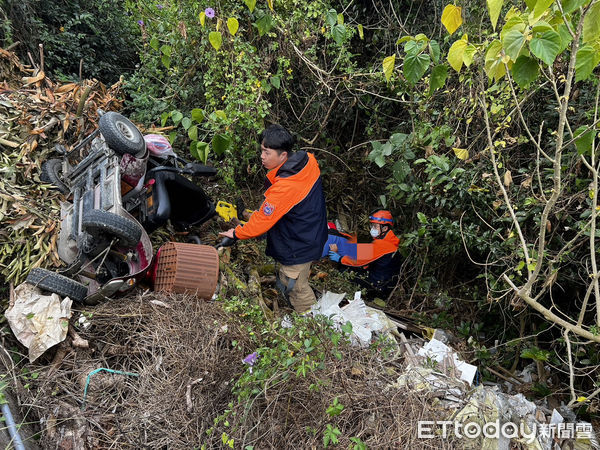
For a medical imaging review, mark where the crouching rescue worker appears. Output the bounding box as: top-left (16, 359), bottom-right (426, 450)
top-left (323, 210), bottom-right (401, 297)
top-left (219, 124), bottom-right (328, 313)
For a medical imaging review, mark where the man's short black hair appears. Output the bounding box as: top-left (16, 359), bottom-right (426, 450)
top-left (259, 124), bottom-right (296, 154)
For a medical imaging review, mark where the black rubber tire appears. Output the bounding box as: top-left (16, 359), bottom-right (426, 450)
top-left (41, 159), bottom-right (69, 194)
top-left (81, 209), bottom-right (142, 248)
top-left (26, 268), bottom-right (87, 302)
top-left (98, 111), bottom-right (145, 156)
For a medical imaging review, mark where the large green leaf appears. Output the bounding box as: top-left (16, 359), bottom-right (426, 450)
top-left (448, 39), bottom-right (468, 72)
top-left (484, 40), bottom-right (506, 81)
top-left (181, 117), bottom-right (192, 130)
top-left (227, 17), bottom-right (239, 36)
top-left (429, 40), bottom-right (441, 63)
top-left (503, 29), bottom-right (526, 61)
top-left (244, 0), bottom-right (256, 12)
top-left (331, 24), bottom-right (346, 44)
top-left (561, 0), bottom-right (587, 14)
top-left (583, 2), bottom-right (600, 44)
top-left (254, 14), bottom-right (273, 36)
top-left (512, 55), bottom-right (539, 87)
top-left (188, 125), bottom-right (198, 141)
top-left (171, 110), bottom-right (183, 125)
top-left (150, 37), bottom-right (159, 51)
top-left (532, 0), bottom-right (554, 24)
top-left (575, 45), bottom-right (600, 81)
top-left (191, 108), bottom-right (205, 123)
top-left (212, 134), bottom-right (231, 156)
top-left (574, 126), bottom-right (595, 156)
top-left (429, 65), bottom-right (448, 94)
top-left (209, 31), bottom-right (223, 50)
top-left (487, 0), bottom-right (504, 30)
top-left (557, 24), bottom-right (574, 53)
top-left (325, 9), bottom-right (337, 27)
top-left (382, 54), bottom-right (396, 81)
top-left (441, 4), bottom-right (463, 35)
top-left (530, 30), bottom-right (561, 65)
top-left (404, 52), bottom-right (430, 84)
top-left (463, 44), bottom-right (477, 67)
top-left (501, 15), bottom-right (526, 42)
top-left (524, 0), bottom-right (537, 10)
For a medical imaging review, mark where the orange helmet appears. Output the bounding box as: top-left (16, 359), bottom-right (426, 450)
top-left (369, 209), bottom-right (394, 225)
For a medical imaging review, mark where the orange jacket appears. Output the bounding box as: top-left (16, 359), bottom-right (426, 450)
top-left (340, 230), bottom-right (400, 267)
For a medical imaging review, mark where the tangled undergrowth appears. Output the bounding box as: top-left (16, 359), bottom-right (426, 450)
top-left (15, 291), bottom-right (458, 449)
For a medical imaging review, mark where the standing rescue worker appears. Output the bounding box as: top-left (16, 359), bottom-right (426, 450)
top-left (219, 124), bottom-right (328, 313)
top-left (324, 209), bottom-right (401, 297)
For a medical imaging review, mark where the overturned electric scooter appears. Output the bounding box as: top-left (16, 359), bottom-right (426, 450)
top-left (28, 111), bottom-right (217, 305)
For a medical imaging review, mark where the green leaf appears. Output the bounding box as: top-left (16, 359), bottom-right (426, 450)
top-left (181, 117), bottom-right (192, 130)
top-left (337, 13), bottom-right (344, 25)
top-left (197, 142), bottom-right (210, 163)
top-left (429, 65), bottom-right (448, 94)
top-left (532, 0), bottom-right (554, 24)
top-left (448, 39), bottom-right (467, 72)
top-left (441, 4), bottom-right (463, 35)
top-left (150, 37), bottom-right (159, 51)
top-left (576, 45), bottom-right (600, 81)
top-left (429, 40), bottom-right (441, 63)
top-left (190, 140), bottom-right (198, 159)
top-left (404, 52), bottom-right (430, 84)
top-left (160, 44), bottom-right (172, 56)
top-left (209, 31), bottom-right (223, 50)
top-left (557, 24), bottom-right (573, 53)
top-left (270, 76), bottom-right (281, 89)
top-left (26, 313), bottom-right (34, 320)
top-left (501, 16), bottom-right (526, 42)
top-left (532, 21), bottom-right (554, 33)
top-left (341, 321), bottom-right (353, 334)
top-left (325, 9), bottom-right (337, 27)
top-left (161, 112), bottom-right (169, 127)
top-left (453, 147), bottom-right (469, 160)
top-left (583, 2), bottom-right (600, 44)
top-left (562, 0), bottom-right (587, 15)
top-left (254, 14), bottom-right (273, 36)
top-left (161, 54), bottom-right (171, 69)
top-left (382, 54), bottom-right (396, 81)
top-left (188, 125), bottom-right (198, 141)
top-left (191, 108), bottom-right (205, 123)
top-left (227, 18), bottom-right (239, 36)
top-left (357, 24), bottom-right (364, 40)
top-left (484, 40), bottom-right (506, 81)
top-left (171, 110), bottom-right (183, 125)
top-left (463, 44), bottom-right (477, 67)
top-left (512, 55), bottom-right (540, 87)
top-left (524, 0), bottom-right (537, 10)
top-left (212, 134), bottom-right (231, 156)
top-left (574, 126), bottom-right (595, 155)
top-left (487, 0), bottom-right (504, 30)
top-left (530, 30), bottom-right (561, 65)
top-left (214, 110), bottom-right (227, 121)
top-left (199, 11), bottom-right (206, 27)
top-left (331, 24), bottom-right (346, 44)
top-left (503, 29), bottom-right (526, 61)
top-left (417, 212), bottom-right (428, 224)
top-left (244, 0), bottom-right (256, 12)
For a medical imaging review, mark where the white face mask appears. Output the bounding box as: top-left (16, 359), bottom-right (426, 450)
top-left (370, 226), bottom-right (380, 238)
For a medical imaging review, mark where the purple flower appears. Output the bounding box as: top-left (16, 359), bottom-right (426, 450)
top-left (243, 352), bottom-right (258, 366)
top-left (156, 4), bottom-right (164, 9)
top-left (137, 20), bottom-right (144, 26)
top-left (205, 7), bottom-right (215, 18)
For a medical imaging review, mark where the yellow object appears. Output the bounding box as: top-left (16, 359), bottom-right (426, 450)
top-left (216, 200), bottom-right (254, 224)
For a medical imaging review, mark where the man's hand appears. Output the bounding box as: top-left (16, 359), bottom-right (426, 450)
top-left (219, 228), bottom-right (236, 239)
top-left (328, 251), bottom-right (341, 263)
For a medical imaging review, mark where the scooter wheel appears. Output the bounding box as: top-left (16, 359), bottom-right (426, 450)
top-left (41, 159), bottom-right (69, 194)
top-left (99, 112), bottom-right (145, 157)
top-left (26, 268), bottom-right (87, 302)
top-left (82, 209), bottom-right (143, 248)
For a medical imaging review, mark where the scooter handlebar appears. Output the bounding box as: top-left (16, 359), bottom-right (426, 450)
top-left (216, 237), bottom-right (236, 249)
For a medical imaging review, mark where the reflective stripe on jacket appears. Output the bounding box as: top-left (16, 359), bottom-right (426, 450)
top-left (234, 151), bottom-right (328, 265)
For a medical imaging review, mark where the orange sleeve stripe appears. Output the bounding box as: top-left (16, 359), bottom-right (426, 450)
top-left (235, 154), bottom-right (321, 240)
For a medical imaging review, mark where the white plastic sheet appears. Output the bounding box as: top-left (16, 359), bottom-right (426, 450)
top-left (5, 283), bottom-right (72, 361)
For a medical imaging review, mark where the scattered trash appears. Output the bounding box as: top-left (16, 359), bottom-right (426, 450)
top-left (417, 338), bottom-right (478, 386)
top-left (4, 283), bottom-right (72, 362)
top-left (310, 291), bottom-right (399, 347)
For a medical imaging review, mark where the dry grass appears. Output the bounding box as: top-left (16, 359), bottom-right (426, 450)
top-left (18, 291), bottom-right (461, 449)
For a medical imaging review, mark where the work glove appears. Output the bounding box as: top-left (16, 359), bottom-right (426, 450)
top-left (328, 251), bottom-right (341, 263)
